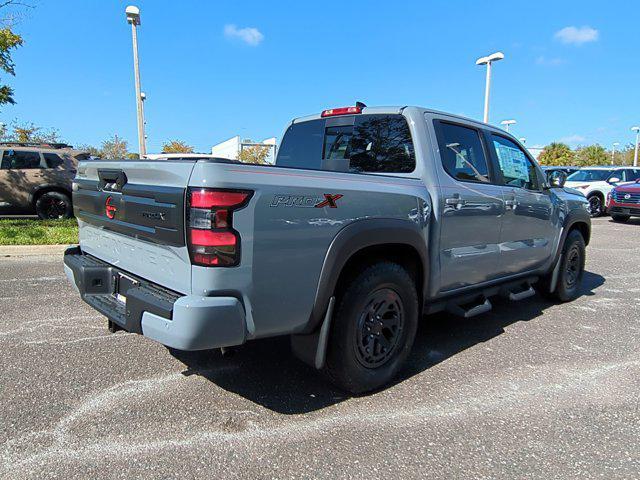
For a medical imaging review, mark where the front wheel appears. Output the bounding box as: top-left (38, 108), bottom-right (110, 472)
top-left (552, 230), bottom-right (586, 302)
top-left (611, 214), bottom-right (630, 223)
top-left (35, 191), bottom-right (73, 219)
top-left (323, 262), bottom-right (419, 394)
top-left (587, 194), bottom-right (604, 218)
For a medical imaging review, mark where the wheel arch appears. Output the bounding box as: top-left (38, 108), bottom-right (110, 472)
top-left (30, 185), bottom-right (72, 208)
top-left (303, 218), bottom-right (429, 334)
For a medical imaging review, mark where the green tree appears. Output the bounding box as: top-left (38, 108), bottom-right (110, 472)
top-left (537, 142), bottom-right (575, 166)
top-left (0, 27), bottom-right (22, 107)
top-left (1, 120), bottom-right (61, 143)
top-left (100, 134), bottom-right (128, 159)
top-left (161, 139), bottom-right (194, 153)
top-left (613, 143), bottom-right (635, 166)
top-left (76, 144), bottom-right (102, 158)
top-left (0, 1), bottom-right (32, 108)
top-left (237, 141), bottom-right (271, 165)
top-left (575, 144), bottom-right (608, 166)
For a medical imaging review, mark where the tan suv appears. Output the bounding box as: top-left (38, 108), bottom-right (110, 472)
top-left (0, 142), bottom-right (89, 219)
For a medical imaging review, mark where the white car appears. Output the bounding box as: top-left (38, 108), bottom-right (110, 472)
top-left (564, 166), bottom-right (640, 217)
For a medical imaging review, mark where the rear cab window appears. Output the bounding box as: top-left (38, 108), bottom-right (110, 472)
top-left (276, 113), bottom-right (415, 174)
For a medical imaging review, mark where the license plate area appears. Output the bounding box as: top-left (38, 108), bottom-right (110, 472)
top-left (113, 272), bottom-right (139, 304)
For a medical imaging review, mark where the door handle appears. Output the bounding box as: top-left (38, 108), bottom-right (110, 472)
top-left (505, 198), bottom-right (519, 210)
top-left (445, 197), bottom-right (466, 209)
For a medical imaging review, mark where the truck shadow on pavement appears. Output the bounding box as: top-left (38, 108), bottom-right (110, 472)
top-left (171, 270), bottom-right (604, 415)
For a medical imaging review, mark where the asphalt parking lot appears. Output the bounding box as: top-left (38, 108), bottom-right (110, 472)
top-left (1, 217), bottom-right (639, 479)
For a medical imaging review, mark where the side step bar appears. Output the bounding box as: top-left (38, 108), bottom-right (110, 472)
top-left (447, 297), bottom-right (492, 318)
top-left (442, 278), bottom-right (539, 319)
top-left (500, 283), bottom-right (536, 301)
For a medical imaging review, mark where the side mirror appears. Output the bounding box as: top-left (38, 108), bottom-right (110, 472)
top-left (608, 177), bottom-right (621, 184)
top-left (547, 170), bottom-right (567, 188)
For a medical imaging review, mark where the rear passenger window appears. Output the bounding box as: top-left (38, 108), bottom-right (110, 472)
top-left (436, 122), bottom-right (490, 183)
top-left (277, 114), bottom-right (415, 174)
top-left (43, 153), bottom-right (64, 168)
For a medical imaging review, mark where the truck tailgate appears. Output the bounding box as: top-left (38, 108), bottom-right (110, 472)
top-left (73, 160), bottom-right (196, 295)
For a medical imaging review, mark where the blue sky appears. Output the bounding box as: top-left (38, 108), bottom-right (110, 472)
top-left (2, 0), bottom-right (638, 153)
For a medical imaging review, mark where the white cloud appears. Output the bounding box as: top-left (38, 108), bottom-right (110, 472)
top-left (554, 26), bottom-right (599, 46)
top-left (560, 134), bottom-right (587, 144)
top-left (224, 24), bottom-right (264, 46)
top-left (536, 55), bottom-right (565, 66)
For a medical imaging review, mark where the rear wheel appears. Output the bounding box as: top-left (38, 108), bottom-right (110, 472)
top-left (324, 262), bottom-right (418, 394)
top-left (611, 214), bottom-right (630, 223)
top-left (35, 191), bottom-right (73, 219)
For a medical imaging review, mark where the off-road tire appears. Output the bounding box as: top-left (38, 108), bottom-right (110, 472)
top-left (540, 230), bottom-right (586, 302)
top-left (323, 262), bottom-right (419, 394)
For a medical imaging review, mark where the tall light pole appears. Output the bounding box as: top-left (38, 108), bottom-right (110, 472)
top-left (476, 52), bottom-right (505, 124)
top-left (126, 6), bottom-right (146, 157)
top-left (611, 142), bottom-right (619, 165)
top-left (632, 126), bottom-right (640, 167)
top-left (500, 119), bottom-right (516, 133)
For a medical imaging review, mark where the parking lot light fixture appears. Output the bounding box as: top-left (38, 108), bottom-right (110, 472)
top-left (500, 119), bottom-right (516, 133)
top-left (632, 126), bottom-right (640, 167)
top-left (476, 52), bottom-right (505, 124)
top-left (126, 5), bottom-right (146, 157)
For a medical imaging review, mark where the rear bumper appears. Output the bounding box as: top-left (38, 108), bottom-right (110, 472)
top-left (63, 246), bottom-right (246, 350)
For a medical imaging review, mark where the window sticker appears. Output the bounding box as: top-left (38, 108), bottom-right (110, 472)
top-left (494, 142), bottom-right (529, 182)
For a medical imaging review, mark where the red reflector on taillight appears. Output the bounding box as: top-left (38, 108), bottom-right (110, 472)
top-left (190, 189), bottom-right (250, 208)
top-left (190, 229), bottom-right (237, 247)
top-left (321, 106), bottom-right (363, 118)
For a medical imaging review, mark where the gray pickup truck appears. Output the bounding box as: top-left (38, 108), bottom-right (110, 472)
top-left (64, 105), bottom-right (590, 393)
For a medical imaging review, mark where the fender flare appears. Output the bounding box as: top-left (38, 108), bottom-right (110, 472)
top-left (551, 207), bottom-right (591, 268)
top-left (302, 218), bottom-right (429, 335)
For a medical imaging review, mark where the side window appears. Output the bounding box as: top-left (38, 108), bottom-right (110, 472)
top-left (275, 120), bottom-right (324, 170)
top-left (437, 122), bottom-right (490, 183)
top-left (491, 135), bottom-right (539, 190)
top-left (43, 153), bottom-right (64, 168)
top-left (627, 169), bottom-right (640, 182)
top-left (608, 170), bottom-right (624, 182)
top-left (3, 150), bottom-right (42, 169)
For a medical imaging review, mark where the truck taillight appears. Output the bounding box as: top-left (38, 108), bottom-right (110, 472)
top-left (187, 188), bottom-right (252, 267)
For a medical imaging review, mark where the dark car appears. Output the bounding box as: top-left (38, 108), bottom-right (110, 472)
top-left (541, 166), bottom-right (580, 177)
top-left (0, 142), bottom-right (89, 219)
top-left (607, 179), bottom-right (640, 222)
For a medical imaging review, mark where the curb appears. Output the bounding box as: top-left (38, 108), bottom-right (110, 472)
top-left (0, 244), bottom-right (75, 257)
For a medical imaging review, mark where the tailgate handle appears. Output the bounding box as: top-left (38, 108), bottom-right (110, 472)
top-left (98, 169), bottom-right (128, 192)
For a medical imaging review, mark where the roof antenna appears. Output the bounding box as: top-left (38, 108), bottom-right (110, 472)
top-left (355, 101), bottom-right (367, 109)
